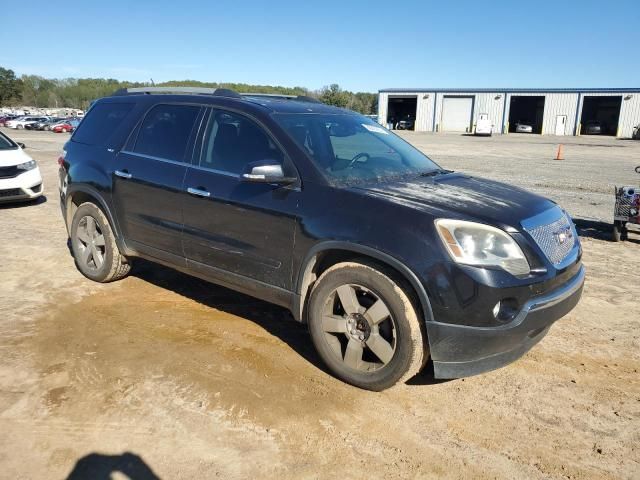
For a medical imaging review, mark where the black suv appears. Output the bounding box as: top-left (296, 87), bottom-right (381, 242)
top-left (59, 87), bottom-right (584, 391)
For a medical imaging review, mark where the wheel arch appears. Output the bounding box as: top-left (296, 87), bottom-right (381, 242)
top-left (65, 185), bottom-right (131, 256)
top-left (294, 241), bottom-right (434, 325)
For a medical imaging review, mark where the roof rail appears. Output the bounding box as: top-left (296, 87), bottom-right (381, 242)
top-left (296, 95), bottom-right (322, 104)
top-left (109, 87), bottom-right (322, 104)
top-left (112, 86), bottom-right (242, 98)
top-left (241, 93), bottom-right (322, 104)
top-left (241, 93), bottom-right (296, 98)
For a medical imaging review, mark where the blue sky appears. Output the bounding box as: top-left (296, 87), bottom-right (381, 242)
top-left (1, 0), bottom-right (638, 92)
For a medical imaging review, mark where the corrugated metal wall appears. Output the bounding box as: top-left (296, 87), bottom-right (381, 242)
top-left (620, 95), bottom-right (640, 137)
top-left (415, 93), bottom-right (434, 131)
top-left (472, 92), bottom-right (506, 133)
top-left (377, 92), bottom-right (388, 126)
top-left (378, 90), bottom-right (640, 137)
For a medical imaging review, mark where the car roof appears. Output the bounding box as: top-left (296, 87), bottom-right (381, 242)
top-left (102, 89), bottom-right (357, 116)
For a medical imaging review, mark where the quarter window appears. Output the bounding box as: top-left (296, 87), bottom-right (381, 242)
top-left (134, 104), bottom-right (200, 161)
top-left (72, 102), bottom-right (134, 146)
top-left (200, 110), bottom-right (284, 174)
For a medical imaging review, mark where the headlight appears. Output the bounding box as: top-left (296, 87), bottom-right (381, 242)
top-left (16, 160), bottom-right (37, 171)
top-left (435, 219), bottom-right (530, 276)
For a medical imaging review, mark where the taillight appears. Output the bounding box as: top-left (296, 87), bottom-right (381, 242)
top-left (58, 150), bottom-right (66, 167)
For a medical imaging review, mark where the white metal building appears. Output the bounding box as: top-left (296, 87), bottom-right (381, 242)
top-left (378, 88), bottom-right (640, 137)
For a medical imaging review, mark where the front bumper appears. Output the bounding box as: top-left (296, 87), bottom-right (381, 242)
top-left (428, 265), bottom-right (585, 378)
top-left (0, 168), bottom-right (44, 202)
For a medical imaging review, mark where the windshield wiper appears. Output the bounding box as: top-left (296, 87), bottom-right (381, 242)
top-left (420, 169), bottom-right (453, 177)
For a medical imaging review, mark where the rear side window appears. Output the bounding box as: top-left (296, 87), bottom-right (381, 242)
top-left (134, 104), bottom-right (200, 162)
top-left (72, 102), bottom-right (135, 146)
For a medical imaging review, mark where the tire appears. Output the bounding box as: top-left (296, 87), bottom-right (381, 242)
top-left (70, 202), bottom-right (131, 282)
top-left (16, 124), bottom-right (23, 130)
top-left (308, 261), bottom-right (427, 391)
top-left (612, 222), bottom-right (623, 242)
top-left (44, 125), bottom-right (50, 131)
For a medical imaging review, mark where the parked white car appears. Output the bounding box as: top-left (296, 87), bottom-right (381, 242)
top-left (515, 122), bottom-right (534, 134)
top-left (0, 131), bottom-right (43, 202)
top-left (4, 116), bottom-right (49, 129)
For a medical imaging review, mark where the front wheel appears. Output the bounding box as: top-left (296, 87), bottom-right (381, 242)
top-left (308, 261), bottom-right (427, 391)
top-left (70, 202), bottom-right (131, 282)
top-left (612, 221), bottom-right (624, 242)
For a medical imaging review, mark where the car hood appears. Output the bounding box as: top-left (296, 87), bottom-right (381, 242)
top-left (351, 173), bottom-right (556, 229)
top-left (0, 148), bottom-right (33, 167)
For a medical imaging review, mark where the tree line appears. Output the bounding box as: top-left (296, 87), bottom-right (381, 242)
top-left (0, 66), bottom-right (377, 115)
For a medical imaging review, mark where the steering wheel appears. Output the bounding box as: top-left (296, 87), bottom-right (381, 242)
top-left (348, 152), bottom-right (370, 168)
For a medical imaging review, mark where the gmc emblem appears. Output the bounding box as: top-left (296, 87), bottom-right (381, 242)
top-left (554, 226), bottom-right (573, 245)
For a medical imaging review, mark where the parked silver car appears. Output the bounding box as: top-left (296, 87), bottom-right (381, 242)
top-left (515, 122), bottom-right (533, 133)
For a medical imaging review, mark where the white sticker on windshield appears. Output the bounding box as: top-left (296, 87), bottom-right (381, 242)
top-left (362, 123), bottom-right (389, 134)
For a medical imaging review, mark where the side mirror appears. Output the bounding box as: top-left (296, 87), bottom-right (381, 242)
top-left (241, 162), bottom-right (296, 185)
top-left (17, 142), bottom-right (26, 149)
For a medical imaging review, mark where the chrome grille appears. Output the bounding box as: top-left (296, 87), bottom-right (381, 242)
top-left (523, 210), bottom-right (576, 265)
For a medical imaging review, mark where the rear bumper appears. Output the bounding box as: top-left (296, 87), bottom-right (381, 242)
top-left (429, 265), bottom-right (585, 378)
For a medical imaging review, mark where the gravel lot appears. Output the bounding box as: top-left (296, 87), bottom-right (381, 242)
top-left (0, 129), bottom-right (638, 479)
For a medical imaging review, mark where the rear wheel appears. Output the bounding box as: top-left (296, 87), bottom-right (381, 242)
top-left (308, 261), bottom-right (427, 391)
top-left (70, 202), bottom-right (131, 282)
top-left (612, 221), bottom-right (623, 242)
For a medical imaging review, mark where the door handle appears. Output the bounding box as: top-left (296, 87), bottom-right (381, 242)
top-left (187, 187), bottom-right (211, 198)
top-left (114, 170), bottom-right (132, 179)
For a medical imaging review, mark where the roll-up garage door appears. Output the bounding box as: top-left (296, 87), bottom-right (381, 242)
top-left (441, 96), bottom-right (473, 132)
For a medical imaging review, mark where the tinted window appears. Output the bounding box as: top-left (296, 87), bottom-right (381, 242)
top-left (73, 102), bottom-right (135, 146)
top-left (134, 104), bottom-right (200, 161)
top-left (200, 110), bottom-right (284, 174)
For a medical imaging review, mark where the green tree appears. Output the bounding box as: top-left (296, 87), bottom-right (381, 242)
top-left (0, 67), bottom-right (22, 105)
top-left (319, 84), bottom-right (351, 109)
top-left (0, 67), bottom-right (377, 114)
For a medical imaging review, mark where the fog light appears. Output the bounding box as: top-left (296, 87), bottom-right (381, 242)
top-left (493, 298), bottom-right (519, 323)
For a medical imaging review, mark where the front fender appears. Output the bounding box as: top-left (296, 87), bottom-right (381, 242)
top-left (293, 240), bottom-right (435, 326)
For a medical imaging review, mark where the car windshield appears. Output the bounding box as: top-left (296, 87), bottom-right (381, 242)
top-left (274, 113), bottom-right (441, 184)
top-left (0, 131), bottom-right (17, 150)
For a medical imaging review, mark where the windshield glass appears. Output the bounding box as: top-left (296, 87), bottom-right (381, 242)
top-left (274, 113), bottom-right (441, 184)
top-left (0, 131), bottom-right (17, 150)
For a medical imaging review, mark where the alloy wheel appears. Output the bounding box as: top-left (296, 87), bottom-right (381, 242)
top-left (76, 215), bottom-right (106, 271)
top-left (320, 284), bottom-right (397, 372)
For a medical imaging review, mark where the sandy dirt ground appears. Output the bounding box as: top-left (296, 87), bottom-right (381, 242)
top-left (0, 130), bottom-right (639, 479)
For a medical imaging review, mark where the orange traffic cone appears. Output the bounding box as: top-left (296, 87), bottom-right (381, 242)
top-left (555, 144), bottom-right (564, 160)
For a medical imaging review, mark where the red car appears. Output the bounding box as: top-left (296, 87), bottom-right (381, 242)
top-left (52, 118), bottom-right (80, 133)
top-left (52, 122), bottom-right (73, 133)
